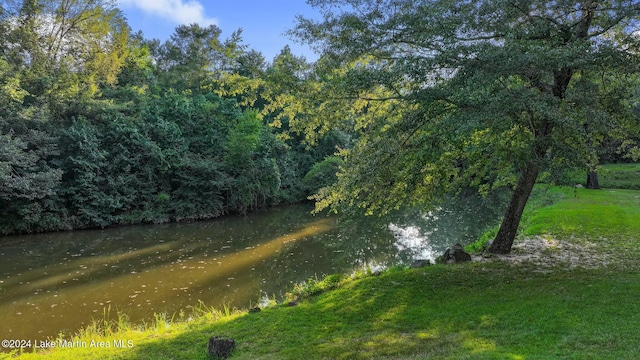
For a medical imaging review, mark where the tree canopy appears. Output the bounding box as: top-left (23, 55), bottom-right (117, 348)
top-left (290, 0), bottom-right (640, 253)
top-left (0, 0), bottom-right (342, 235)
top-left (1, 0), bottom-right (639, 251)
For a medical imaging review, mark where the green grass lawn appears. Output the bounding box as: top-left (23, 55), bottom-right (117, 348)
top-left (523, 187), bottom-right (640, 243)
top-left (11, 262), bottom-right (640, 360)
top-left (6, 165), bottom-right (640, 360)
top-left (561, 163), bottom-right (640, 190)
top-left (110, 264), bottom-right (640, 360)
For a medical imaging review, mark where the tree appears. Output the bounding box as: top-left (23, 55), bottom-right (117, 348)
top-left (153, 24), bottom-right (245, 93)
top-left (290, 0), bottom-right (640, 253)
top-left (232, 48), bottom-right (266, 79)
top-left (263, 45), bottom-right (312, 121)
top-left (224, 110), bottom-right (280, 213)
top-left (0, 120), bottom-right (63, 234)
top-left (0, 129), bottom-right (61, 202)
top-left (1, 0), bottom-right (129, 88)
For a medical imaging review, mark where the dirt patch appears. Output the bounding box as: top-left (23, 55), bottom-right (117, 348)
top-left (473, 236), bottom-right (613, 271)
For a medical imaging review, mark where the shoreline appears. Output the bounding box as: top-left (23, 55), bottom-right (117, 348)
top-left (6, 183), bottom-right (640, 359)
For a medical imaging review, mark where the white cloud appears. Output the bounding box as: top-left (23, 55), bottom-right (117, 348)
top-left (118, 0), bottom-right (217, 26)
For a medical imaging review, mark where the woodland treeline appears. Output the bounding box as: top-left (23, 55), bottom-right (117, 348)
top-left (0, 0), bottom-right (344, 234)
top-left (3, 1), bottom-right (640, 256)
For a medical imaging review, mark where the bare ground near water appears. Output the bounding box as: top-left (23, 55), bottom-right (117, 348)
top-left (474, 236), bottom-right (616, 271)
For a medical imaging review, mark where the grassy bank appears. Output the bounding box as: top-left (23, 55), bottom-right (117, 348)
top-left (560, 163), bottom-right (640, 190)
top-left (5, 167), bottom-right (640, 359)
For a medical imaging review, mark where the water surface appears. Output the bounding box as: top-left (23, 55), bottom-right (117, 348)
top-left (0, 195), bottom-right (503, 344)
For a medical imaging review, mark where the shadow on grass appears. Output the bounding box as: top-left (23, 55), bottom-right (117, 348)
top-left (115, 263), bottom-right (640, 360)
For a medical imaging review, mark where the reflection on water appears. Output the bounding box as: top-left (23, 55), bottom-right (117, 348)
top-left (389, 223), bottom-right (437, 263)
top-left (0, 194), bottom-right (504, 344)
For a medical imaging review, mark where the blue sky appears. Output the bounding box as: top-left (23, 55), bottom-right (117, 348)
top-left (117, 0), bottom-right (321, 62)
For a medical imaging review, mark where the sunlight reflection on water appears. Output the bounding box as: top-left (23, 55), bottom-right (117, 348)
top-left (0, 195), bottom-right (505, 346)
top-left (388, 224), bottom-right (437, 264)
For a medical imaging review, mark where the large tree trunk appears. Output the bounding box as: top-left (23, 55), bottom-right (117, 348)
top-left (488, 164), bottom-right (540, 254)
top-left (586, 170), bottom-right (600, 189)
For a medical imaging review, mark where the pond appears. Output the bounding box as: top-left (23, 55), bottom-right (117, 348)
top-left (0, 194), bottom-right (504, 345)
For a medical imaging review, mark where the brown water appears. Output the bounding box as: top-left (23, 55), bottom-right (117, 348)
top-left (0, 197), bottom-right (503, 345)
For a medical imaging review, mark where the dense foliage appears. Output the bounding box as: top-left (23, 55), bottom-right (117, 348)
top-left (0, 0), bottom-right (347, 234)
top-left (2, 1), bottom-right (639, 249)
top-left (289, 0), bottom-right (640, 253)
